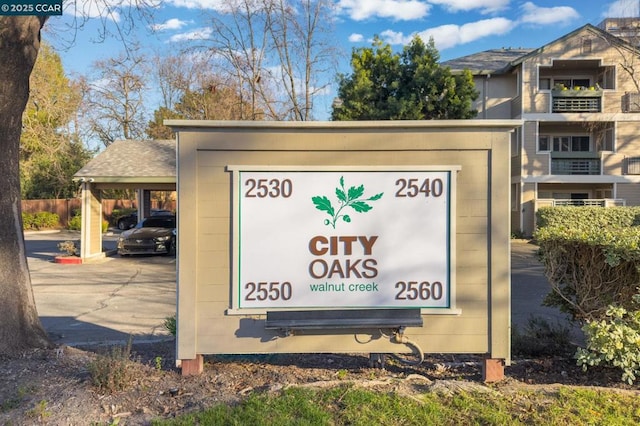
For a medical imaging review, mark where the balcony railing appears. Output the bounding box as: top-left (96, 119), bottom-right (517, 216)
top-left (551, 88), bottom-right (603, 112)
top-left (551, 158), bottom-right (600, 175)
top-left (622, 92), bottom-right (640, 112)
top-left (539, 199), bottom-right (626, 207)
top-left (626, 157), bottom-right (640, 175)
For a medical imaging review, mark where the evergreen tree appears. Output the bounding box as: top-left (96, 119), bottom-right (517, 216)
top-left (332, 36), bottom-right (478, 120)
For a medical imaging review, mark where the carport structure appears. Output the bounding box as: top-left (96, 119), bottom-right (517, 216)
top-left (73, 139), bottom-right (176, 261)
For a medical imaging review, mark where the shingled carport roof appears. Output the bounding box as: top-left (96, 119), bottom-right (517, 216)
top-left (74, 139), bottom-right (176, 184)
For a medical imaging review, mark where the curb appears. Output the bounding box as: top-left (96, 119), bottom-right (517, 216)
top-left (54, 256), bottom-right (83, 264)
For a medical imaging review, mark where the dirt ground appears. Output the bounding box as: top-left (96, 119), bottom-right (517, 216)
top-left (1, 339), bottom-right (638, 425)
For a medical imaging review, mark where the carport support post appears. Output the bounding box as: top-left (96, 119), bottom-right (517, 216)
top-left (80, 182), bottom-right (103, 260)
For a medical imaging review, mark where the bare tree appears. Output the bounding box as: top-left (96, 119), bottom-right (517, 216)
top-left (266, 0), bottom-right (337, 120)
top-left (207, 0), bottom-right (271, 119)
top-left (82, 47), bottom-right (149, 147)
top-left (205, 0), bottom-right (338, 120)
top-left (152, 53), bottom-right (190, 111)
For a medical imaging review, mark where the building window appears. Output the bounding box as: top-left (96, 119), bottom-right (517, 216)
top-left (540, 135), bottom-right (591, 152)
top-left (511, 127), bottom-right (521, 157)
top-left (539, 77), bottom-right (551, 90)
top-left (596, 127), bottom-right (615, 152)
top-left (554, 78), bottom-right (591, 89)
top-left (582, 38), bottom-right (592, 54)
top-left (511, 184), bottom-right (519, 212)
top-left (538, 135), bottom-right (551, 151)
top-left (552, 136), bottom-right (590, 152)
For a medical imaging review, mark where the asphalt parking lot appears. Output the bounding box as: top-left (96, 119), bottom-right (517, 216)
top-left (26, 230), bottom-right (176, 346)
top-left (25, 231), bottom-right (574, 348)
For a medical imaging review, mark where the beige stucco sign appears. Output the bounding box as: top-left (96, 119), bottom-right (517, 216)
top-left (167, 120), bottom-right (519, 380)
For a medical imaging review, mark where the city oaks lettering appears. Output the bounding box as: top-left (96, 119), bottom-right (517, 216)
top-left (308, 235), bottom-right (378, 279)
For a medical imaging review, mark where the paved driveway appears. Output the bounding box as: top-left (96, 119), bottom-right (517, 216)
top-left (26, 230), bottom-right (176, 346)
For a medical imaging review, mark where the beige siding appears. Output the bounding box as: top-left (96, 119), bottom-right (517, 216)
top-left (617, 183), bottom-right (640, 205)
top-left (521, 183), bottom-right (537, 236)
top-left (474, 74), bottom-right (518, 119)
top-left (520, 121), bottom-right (550, 176)
top-left (172, 121), bottom-right (514, 363)
top-left (615, 122), bottom-right (640, 157)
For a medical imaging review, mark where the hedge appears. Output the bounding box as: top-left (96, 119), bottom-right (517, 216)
top-left (22, 211), bottom-right (60, 230)
top-left (535, 206), bottom-right (640, 322)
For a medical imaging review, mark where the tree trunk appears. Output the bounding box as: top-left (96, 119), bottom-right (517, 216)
top-left (0, 16), bottom-right (51, 354)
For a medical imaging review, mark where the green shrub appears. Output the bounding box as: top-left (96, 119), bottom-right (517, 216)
top-left (87, 338), bottom-right (136, 393)
top-left (67, 213), bottom-right (81, 230)
top-left (576, 293), bottom-right (640, 384)
top-left (22, 212), bottom-right (34, 230)
top-left (512, 316), bottom-right (574, 358)
top-left (536, 207), bottom-right (640, 384)
top-left (163, 315), bottom-right (176, 336)
top-left (21, 211), bottom-right (59, 230)
top-left (536, 206), bottom-right (640, 230)
top-left (535, 207), bottom-right (640, 322)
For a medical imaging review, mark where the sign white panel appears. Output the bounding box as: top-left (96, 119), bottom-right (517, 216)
top-left (231, 167), bottom-right (457, 310)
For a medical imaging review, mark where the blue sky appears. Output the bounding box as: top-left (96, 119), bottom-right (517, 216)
top-left (43, 0), bottom-right (640, 119)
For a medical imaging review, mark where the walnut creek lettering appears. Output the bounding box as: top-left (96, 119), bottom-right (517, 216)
top-left (308, 235), bottom-right (379, 293)
top-left (309, 282), bottom-right (379, 292)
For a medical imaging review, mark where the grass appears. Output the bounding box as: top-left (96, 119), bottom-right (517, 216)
top-left (152, 385), bottom-right (640, 425)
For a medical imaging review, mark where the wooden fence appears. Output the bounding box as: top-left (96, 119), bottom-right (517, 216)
top-left (22, 199), bottom-right (176, 227)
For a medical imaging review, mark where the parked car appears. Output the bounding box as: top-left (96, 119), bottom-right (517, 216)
top-left (117, 215), bottom-right (176, 256)
top-left (116, 209), bottom-right (173, 230)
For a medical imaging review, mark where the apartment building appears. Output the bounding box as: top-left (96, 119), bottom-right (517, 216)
top-left (445, 20), bottom-right (640, 236)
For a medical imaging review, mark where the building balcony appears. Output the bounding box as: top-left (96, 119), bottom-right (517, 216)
top-left (550, 158), bottom-right (601, 175)
top-left (551, 88), bottom-right (603, 112)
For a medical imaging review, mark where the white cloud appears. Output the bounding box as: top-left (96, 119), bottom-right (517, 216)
top-left (349, 33), bottom-right (365, 42)
top-left (151, 18), bottom-right (190, 32)
top-left (169, 27), bottom-right (214, 42)
top-left (336, 0), bottom-right (430, 21)
top-left (63, 0), bottom-right (121, 21)
top-left (428, 0), bottom-right (509, 14)
top-left (379, 29), bottom-right (408, 45)
top-left (604, 0), bottom-right (640, 17)
top-left (165, 0), bottom-right (264, 13)
top-left (519, 2), bottom-right (580, 26)
top-left (379, 17), bottom-right (515, 50)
